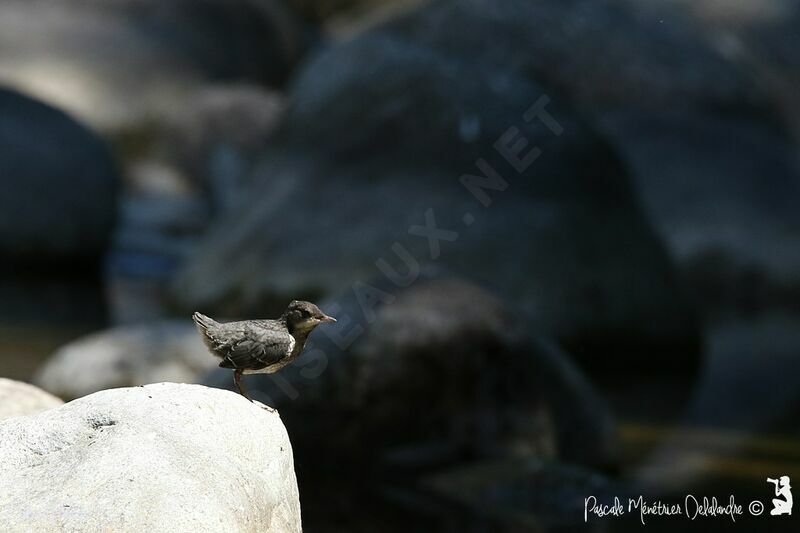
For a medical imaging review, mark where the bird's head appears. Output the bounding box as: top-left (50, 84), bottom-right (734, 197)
top-left (282, 300), bottom-right (336, 335)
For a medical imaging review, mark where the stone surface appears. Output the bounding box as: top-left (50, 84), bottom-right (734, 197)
top-left (640, 0), bottom-right (800, 140)
top-left (0, 383), bottom-right (301, 533)
top-left (288, 0), bottom-right (420, 23)
top-left (628, 314), bottom-right (800, 492)
top-left (422, 459), bottom-right (618, 531)
top-left (0, 0), bottom-right (307, 132)
top-left (174, 22), bottom-right (700, 367)
top-left (0, 87), bottom-right (118, 264)
top-left (606, 0), bottom-right (800, 306)
top-left (205, 278), bottom-right (619, 471)
top-left (34, 321), bottom-right (217, 400)
top-left (380, 0), bottom-right (800, 295)
top-left (160, 84), bottom-right (286, 212)
top-left (381, 0), bottom-right (750, 109)
top-left (0, 378), bottom-right (63, 420)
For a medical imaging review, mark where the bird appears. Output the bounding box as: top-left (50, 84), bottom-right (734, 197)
top-left (192, 300), bottom-right (336, 408)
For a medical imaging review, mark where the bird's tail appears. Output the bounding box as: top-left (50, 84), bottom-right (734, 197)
top-left (192, 312), bottom-right (221, 353)
top-left (192, 311), bottom-right (218, 332)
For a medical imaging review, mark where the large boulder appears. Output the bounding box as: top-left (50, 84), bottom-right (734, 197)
top-left (34, 321), bottom-right (217, 400)
top-left (0, 87), bottom-right (118, 264)
top-left (379, 0), bottom-right (800, 305)
top-left (205, 278), bottom-right (619, 472)
top-left (0, 378), bottom-right (63, 420)
top-left (0, 383), bottom-right (301, 533)
top-left (0, 0), bottom-right (308, 132)
top-left (380, 0), bottom-right (751, 109)
top-left (0, 88), bottom-right (114, 325)
top-left (642, 0), bottom-right (800, 140)
top-left (174, 23), bottom-right (700, 368)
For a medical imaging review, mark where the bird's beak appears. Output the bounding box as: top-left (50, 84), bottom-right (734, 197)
top-left (319, 315), bottom-right (337, 323)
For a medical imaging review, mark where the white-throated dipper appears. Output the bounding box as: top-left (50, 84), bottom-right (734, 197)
top-left (192, 301), bottom-right (336, 406)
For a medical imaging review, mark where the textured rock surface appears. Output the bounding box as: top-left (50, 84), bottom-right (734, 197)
top-left (0, 87), bottom-right (118, 263)
top-left (0, 383), bottom-right (301, 533)
top-left (34, 321), bottom-right (217, 400)
top-left (0, 378), bottom-right (63, 420)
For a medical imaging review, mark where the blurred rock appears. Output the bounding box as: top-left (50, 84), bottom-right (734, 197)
top-left (289, 0), bottom-right (427, 38)
top-left (113, 163), bottom-right (205, 263)
top-left (0, 378), bottom-right (63, 420)
top-left (642, 0), bottom-right (800, 142)
top-left (105, 160), bottom-right (206, 322)
top-left (0, 0), bottom-right (308, 132)
top-left (382, 0), bottom-right (750, 109)
top-left (174, 20), bottom-right (700, 368)
top-left (615, 0), bottom-right (800, 310)
top-left (0, 383), bottom-right (301, 533)
top-left (422, 459), bottom-right (620, 531)
top-left (288, 0), bottom-right (415, 22)
top-left (380, 0), bottom-right (800, 307)
top-left (629, 315), bottom-right (800, 493)
top-left (162, 84), bottom-right (286, 212)
top-left (0, 87), bottom-right (118, 265)
top-left (105, 85), bottom-right (285, 323)
top-left (34, 321), bottom-right (216, 400)
top-left (205, 278), bottom-right (619, 472)
top-left (685, 314), bottom-right (800, 432)
top-left (0, 278), bottom-right (108, 331)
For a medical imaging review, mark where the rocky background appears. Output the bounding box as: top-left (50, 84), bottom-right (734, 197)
top-left (1, 0), bottom-right (799, 531)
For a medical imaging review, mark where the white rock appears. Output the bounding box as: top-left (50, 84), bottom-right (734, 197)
top-left (0, 378), bottom-right (63, 420)
top-left (0, 383), bottom-right (301, 533)
top-left (34, 321), bottom-right (217, 400)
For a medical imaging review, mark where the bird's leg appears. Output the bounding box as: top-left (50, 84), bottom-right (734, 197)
top-left (233, 370), bottom-right (253, 402)
top-left (233, 370), bottom-right (276, 412)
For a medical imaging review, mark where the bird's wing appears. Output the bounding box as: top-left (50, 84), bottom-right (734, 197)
top-left (218, 324), bottom-right (293, 370)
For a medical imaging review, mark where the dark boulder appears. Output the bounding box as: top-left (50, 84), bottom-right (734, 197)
top-left (204, 278), bottom-right (620, 472)
top-left (421, 459), bottom-right (622, 531)
top-left (640, 0), bottom-right (800, 140)
top-left (378, 0), bottom-right (800, 311)
top-left (174, 28), bottom-right (700, 369)
top-left (380, 0), bottom-right (751, 110)
top-left (0, 87), bottom-right (118, 265)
